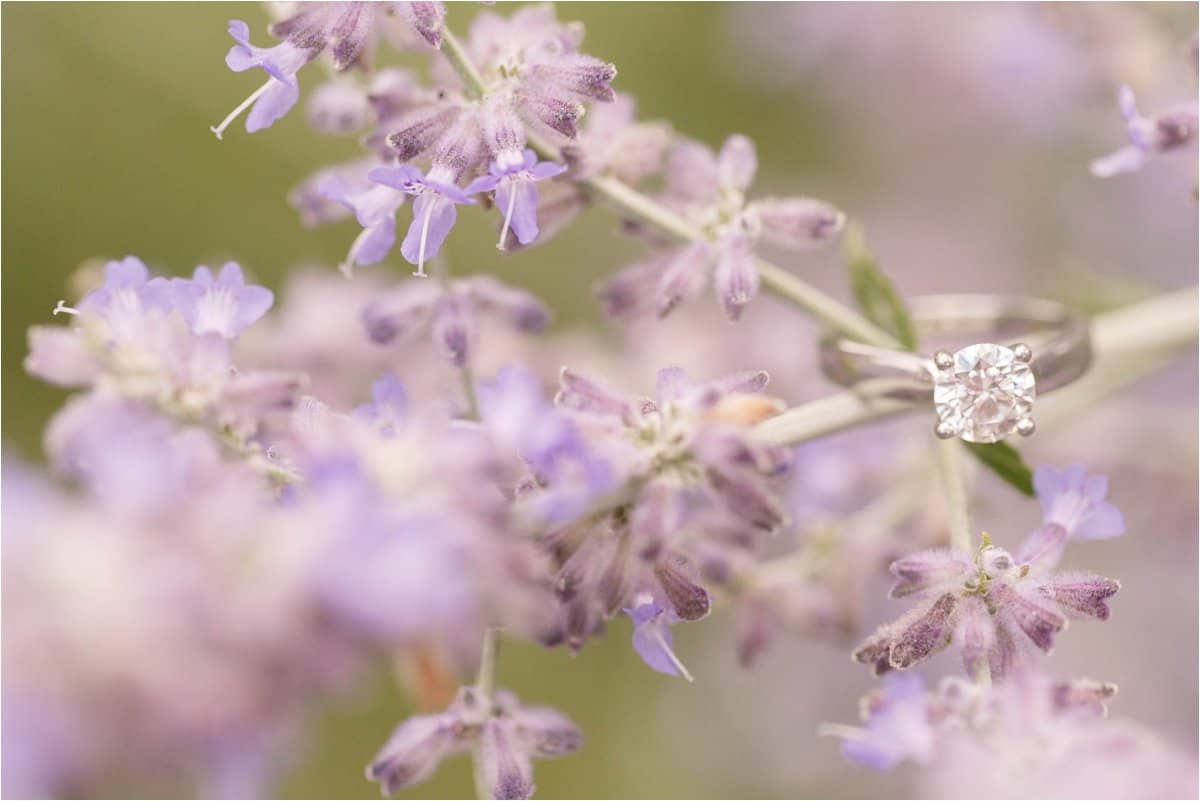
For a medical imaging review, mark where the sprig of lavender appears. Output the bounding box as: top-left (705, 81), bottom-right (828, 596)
top-left (435, 29), bottom-right (902, 350)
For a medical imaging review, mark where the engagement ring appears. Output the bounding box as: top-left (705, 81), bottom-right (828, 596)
top-left (820, 295), bottom-right (1092, 443)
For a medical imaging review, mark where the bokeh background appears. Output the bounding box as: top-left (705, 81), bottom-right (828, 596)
top-left (3, 2), bottom-right (1198, 798)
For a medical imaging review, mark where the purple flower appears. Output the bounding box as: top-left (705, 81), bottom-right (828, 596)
top-left (599, 135), bottom-right (844, 321)
top-left (477, 365), bottom-right (614, 523)
top-left (1091, 85), bottom-right (1199, 177)
top-left (328, 182), bottom-right (410, 274)
top-left (562, 94), bottom-right (672, 185)
top-left (361, 274), bottom-right (549, 367)
top-left (169, 262), bottom-right (274, 339)
top-left (626, 597), bottom-right (694, 681)
top-left (76, 256), bottom-right (171, 341)
top-left (289, 158), bottom-right (376, 228)
top-left (466, 149), bottom-right (568, 249)
top-left (212, 4), bottom-right (444, 139)
top-left (826, 674), bottom-right (936, 771)
top-left (367, 687), bottom-right (581, 799)
top-left (1016, 465), bottom-right (1125, 570)
top-left (353, 373), bottom-right (409, 436)
top-left (210, 19), bottom-right (317, 139)
top-left (854, 536), bottom-right (1119, 679)
top-left (367, 164), bottom-right (475, 276)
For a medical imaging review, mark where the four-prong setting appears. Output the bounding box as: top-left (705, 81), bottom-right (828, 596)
top-left (931, 343), bottom-right (1037, 443)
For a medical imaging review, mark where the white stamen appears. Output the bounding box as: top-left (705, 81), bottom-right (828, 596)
top-left (816, 723), bottom-right (866, 741)
top-left (210, 80), bottom-right (273, 140)
top-left (52, 300), bottom-right (79, 316)
top-left (497, 181), bottom-right (518, 251)
top-left (652, 627), bottom-right (694, 682)
top-left (414, 200), bottom-right (434, 278)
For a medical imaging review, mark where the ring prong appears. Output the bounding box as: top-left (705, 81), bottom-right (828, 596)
top-left (935, 421), bottom-right (956, 440)
top-left (933, 350), bottom-right (954, 370)
top-left (1016, 418), bottom-right (1036, 437)
top-left (1012, 343), bottom-right (1033, 363)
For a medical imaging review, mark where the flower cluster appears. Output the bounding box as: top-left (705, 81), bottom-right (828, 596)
top-left (8, 2), bottom-right (1197, 799)
top-left (823, 671), bottom-right (1196, 797)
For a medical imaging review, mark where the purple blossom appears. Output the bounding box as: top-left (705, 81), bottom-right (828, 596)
top-left (328, 182), bottom-right (410, 274)
top-left (466, 149), bottom-right (568, 249)
top-left (828, 674), bottom-right (936, 771)
top-left (854, 536), bottom-right (1120, 679)
top-left (305, 77), bottom-right (369, 135)
top-left (212, 4), bottom-right (446, 139)
top-left (367, 687), bottom-right (581, 799)
top-left (477, 365), bottom-right (614, 511)
top-left (352, 373), bottom-right (409, 436)
top-left (598, 135), bottom-right (844, 321)
top-left (361, 274), bottom-right (549, 367)
top-left (1090, 85), bottom-right (1199, 177)
top-left (75, 256), bottom-right (171, 342)
top-left (210, 19), bottom-right (317, 139)
top-left (169, 262), bottom-right (274, 339)
top-left (367, 164), bottom-right (475, 276)
top-left (626, 597), bottom-right (694, 681)
top-left (1016, 465), bottom-right (1125, 570)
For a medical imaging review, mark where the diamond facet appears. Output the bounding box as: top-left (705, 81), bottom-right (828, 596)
top-left (933, 343), bottom-right (1036, 443)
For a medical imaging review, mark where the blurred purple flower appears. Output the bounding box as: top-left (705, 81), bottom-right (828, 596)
top-left (1091, 85), bottom-right (1199, 178)
top-left (367, 686), bottom-right (580, 799)
top-left (362, 274), bottom-right (549, 366)
top-left (169, 262), bottom-right (274, 339)
top-left (598, 135), bottom-right (844, 321)
top-left (828, 673), bottom-right (935, 771)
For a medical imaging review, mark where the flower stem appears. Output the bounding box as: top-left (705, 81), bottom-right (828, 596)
top-left (440, 30), bottom-right (487, 100)
top-left (471, 626), bottom-right (500, 800)
top-left (936, 438), bottom-right (971, 552)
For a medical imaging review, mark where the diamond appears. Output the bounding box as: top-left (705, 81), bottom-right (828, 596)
top-left (933, 343), bottom-right (1036, 443)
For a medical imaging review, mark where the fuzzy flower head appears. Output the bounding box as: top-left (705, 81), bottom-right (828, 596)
top-left (854, 531), bottom-right (1121, 680)
top-left (1090, 85), bottom-right (1199, 177)
top-left (543, 366), bottom-right (791, 672)
top-left (599, 135), bottom-right (845, 321)
top-left (366, 686), bottom-right (581, 799)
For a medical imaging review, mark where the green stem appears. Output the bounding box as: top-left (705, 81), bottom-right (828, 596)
top-left (441, 30), bottom-right (487, 100)
top-left (936, 438), bottom-right (972, 552)
top-left (461, 364), bottom-right (480, 421)
top-left (471, 626), bottom-right (500, 800)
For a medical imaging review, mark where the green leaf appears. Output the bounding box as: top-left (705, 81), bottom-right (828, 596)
top-left (961, 441), bottom-right (1035, 497)
top-left (843, 223), bottom-right (918, 351)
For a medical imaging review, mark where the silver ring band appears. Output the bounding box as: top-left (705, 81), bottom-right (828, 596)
top-left (819, 294), bottom-right (1092, 442)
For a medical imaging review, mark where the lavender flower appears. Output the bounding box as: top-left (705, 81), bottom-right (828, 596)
top-left (824, 673), bottom-right (936, 770)
top-left (211, 3), bottom-right (447, 139)
top-left (362, 274), bottom-right (550, 366)
top-left (466, 149), bottom-right (568, 249)
top-left (72, 256), bottom-right (171, 342)
top-left (367, 164), bottom-right (475, 276)
top-left (367, 686), bottom-right (581, 799)
top-left (853, 534), bottom-right (1120, 679)
top-left (381, 5), bottom-right (615, 183)
top-left (626, 596), bottom-right (694, 681)
top-left (169, 262), bottom-right (274, 339)
top-left (1090, 85), bottom-right (1199, 177)
top-left (1017, 464), bottom-right (1125, 570)
top-left (599, 135), bottom-right (844, 321)
top-left (541, 366), bottom-right (789, 667)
